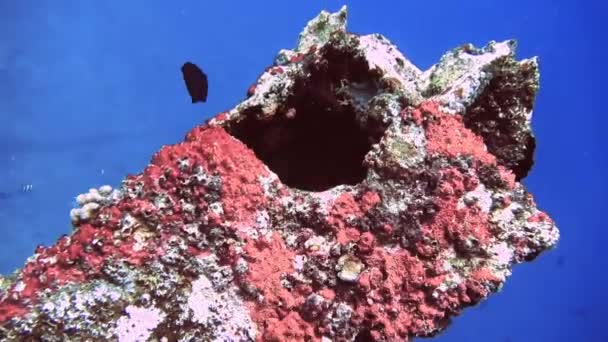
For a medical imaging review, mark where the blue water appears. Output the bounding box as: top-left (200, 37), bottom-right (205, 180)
top-left (1, 1), bottom-right (605, 341)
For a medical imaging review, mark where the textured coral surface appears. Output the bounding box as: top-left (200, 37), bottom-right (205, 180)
top-left (0, 6), bottom-right (558, 342)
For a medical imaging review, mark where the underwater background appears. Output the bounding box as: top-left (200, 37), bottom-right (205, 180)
top-left (0, 1), bottom-right (605, 341)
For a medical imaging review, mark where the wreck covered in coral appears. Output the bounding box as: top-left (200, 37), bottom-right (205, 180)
top-left (0, 6), bottom-right (558, 342)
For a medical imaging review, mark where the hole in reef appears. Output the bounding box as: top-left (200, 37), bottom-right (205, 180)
top-left (462, 58), bottom-right (537, 181)
top-left (227, 46), bottom-right (386, 192)
top-left (354, 329), bottom-right (374, 342)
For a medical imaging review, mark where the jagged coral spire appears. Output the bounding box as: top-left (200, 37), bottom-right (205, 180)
top-left (0, 7), bottom-right (557, 341)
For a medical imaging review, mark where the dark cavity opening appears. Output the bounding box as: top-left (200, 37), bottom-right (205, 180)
top-left (354, 329), bottom-right (374, 342)
top-left (463, 57), bottom-right (537, 180)
top-left (227, 45), bottom-right (383, 192)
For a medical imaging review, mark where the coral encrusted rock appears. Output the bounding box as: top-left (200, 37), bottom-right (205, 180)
top-left (0, 6), bottom-right (558, 342)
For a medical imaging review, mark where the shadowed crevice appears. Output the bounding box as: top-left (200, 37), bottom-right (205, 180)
top-left (227, 45), bottom-right (385, 191)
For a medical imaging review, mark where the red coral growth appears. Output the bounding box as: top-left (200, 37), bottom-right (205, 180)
top-left (0, 304), bottom-right (27, 324)
top-left (242, 233), bottom-right (317, 341)
top-left (409, 100), bottom-right (439, 125)
top-left (270, 67), bottom-right (284, 75)
top-left (262, 311), bottom-right (318, 342)
top-left (417, 168), bottom-right (492, 257)
top-left (497, 165), bottom-right (516, 189)
top-left (419, 101), bottom-right (496, 165)
top-left (152, 126), bottom-right (269, 230)
top-left (0, 219), bottom-right (164, 323)
top-left (360, 191), bottom-right (381, 212)
top-left (357, 232), bottom-right (376, 254)
top-left (528, 212), bottom-right (552, 223)
top-left (353, 247), bottom-right (444, 340)
top-left (327, 192), bottom-right (361, 231)
top-left (336, 227), bottom-right (360, 245)
top-left (327, 191), bottom-right (380, 233)
top-left (0, 125), bottom-right (269, 323)
top-left (290, 53), bottom-right (305, 63)
top-left (462, 268), bottom-right (502, 302)
top-left (215, 111), bottom-right (230, 122)
top-left (247, 83), bottom-right (257, 96)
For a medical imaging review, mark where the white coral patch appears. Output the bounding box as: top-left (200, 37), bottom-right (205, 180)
top-left (234, 65), bottom-right (296, 118)
top-left (115, 305), bottom-right (165, 342)
top-left (358, 34), bottom-right (422, 101)
top-left (296, 5), bottom-right (348, 53)
top-left (384, 197), bottom-right (408, 216)
top-left (181, 223), bottom-right (200, 238)
top-left (491, 242), bottom-right (514, 267)
top-left (490, 202), bottom-right (522, 225)
top-left (243, 210), bottom-right (273, 240)
top-left (71, 185), bottom-right (121, 225)
top-left (256, 210), bottom-right (270, 229)
top-left (433, 272), bottom-right (464, 298)
top-left (527, 219), bottom-right (560, 247)
top-left (208, 202), bottom-right (224, 216)
top-left (484, 242), bottom-right (515, 281)
top-left (259, 174), bottom-right (279, 196)
top-left (389, 124), bottom-right (427, 169)
top-left (132, 230), bottom-right (153, 252)
top-left (423, 40), bottom-right (518, 113)
top-left (458, 184), bottom-right (492, 213)
top-left (293, 254), bottom-right (307, 271)
top-left (311, 189), bottom-right (341, 215)
top-left (187, 275), bottom-right (257, 341)
top-left (304, 235), bottom-right (332, 256)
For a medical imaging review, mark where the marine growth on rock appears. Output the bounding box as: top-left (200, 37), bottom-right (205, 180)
top-left (0, 6), bottom-right (558, 342)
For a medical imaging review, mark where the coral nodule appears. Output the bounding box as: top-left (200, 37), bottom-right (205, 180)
top-left (0, 6), bottom-right (558, 342)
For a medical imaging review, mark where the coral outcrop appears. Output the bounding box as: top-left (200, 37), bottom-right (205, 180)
top-left (0, 6), bottom-right (558, 342)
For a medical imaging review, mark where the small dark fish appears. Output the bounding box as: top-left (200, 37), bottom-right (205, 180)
top-left (181, 62), bottom-right (208, 103)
